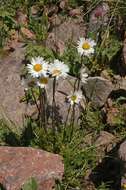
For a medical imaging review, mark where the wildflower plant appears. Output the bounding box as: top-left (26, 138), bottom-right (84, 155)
top-left (22, 34), bottom-right (96, 150)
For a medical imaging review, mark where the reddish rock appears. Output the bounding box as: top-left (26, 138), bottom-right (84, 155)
top-left (0, 147), bottom-right (64, 190)
top-left (21, 27), bottom-right (35, 40)
top-left (69, 8), bottom-right (82, 17)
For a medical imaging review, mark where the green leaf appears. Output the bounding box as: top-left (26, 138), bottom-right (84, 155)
top-left (102, 37), bottom-right (122, 62)
top-left (25, 43), bottom-right (55, 62)
top-left (22, 177), bottom-right (38, 190)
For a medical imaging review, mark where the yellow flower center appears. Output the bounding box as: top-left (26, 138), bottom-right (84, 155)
top-left (52, 69), bottom-right (61, 76)
top-left (82, 42), bottom-right (90, 50)
top-left (122, 184), bottom-right (126, 189)
top-left (71, 95), bottom-right (77, 102)
top-left (39, 77), bottom-right (48, 84)
top-left (33, 64), bottom-right (42, 72)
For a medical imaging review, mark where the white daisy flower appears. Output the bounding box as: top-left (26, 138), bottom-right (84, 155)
top-left (80, 68), bottom-right (88, 83)
top-left (49, 59), bottom-right (69, 79)
top-left (27, 56), bottom-right (48, 78)
top-left (37, 77), bottom-right (49, 89)
top-left (67, 90), bottom-right (82, 106)
top-left (77, 37), bottom-right (96, 57)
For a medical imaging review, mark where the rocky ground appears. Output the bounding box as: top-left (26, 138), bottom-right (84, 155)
top-left (0, 0), bottom-right (126, 190)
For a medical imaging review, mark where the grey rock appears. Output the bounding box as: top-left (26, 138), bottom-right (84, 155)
top-left (47, 76), bottom-right (85, 124)
top-left (46, 17), bottom-right (86, 53)
top-left (82, 77), bottom-right (113, 107)
top-left (0, 43), bottom-right (84, 126)
top-left (0, 43), bottom-right (36, 127)
top-left (49, 15), bottom-right (62, 27)
top-left (95, 131), bottom-right (115, 147)
top-left (118, 141), bottom-right (126, 189)
top-left (123, 37), bottom-right (126, 67)
top-left (119, 141), bottom-right (126, 161)
top-left (114, 76), bottom-right (126, 91)
top-left (94, 131), bottom-right (116, 162)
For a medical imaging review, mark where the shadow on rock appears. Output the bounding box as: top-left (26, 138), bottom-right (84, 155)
top-left (90, 144), bottom-right (123, 190)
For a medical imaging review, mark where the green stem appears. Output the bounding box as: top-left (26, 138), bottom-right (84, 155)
top-left (43, 88), bottom-right (47, 131)
top-left (70, 104), bottom-right (75, 141)
top-left (39, 87), bottom-right (47, 133)
top-left (31, 88), bottom-right (40, 115)
top-left (77, 55), bottom-right (83, 90)
top-left (63, 104), bottom-right (71, 142)
top-left (52, 77), bottom-right (56, 150)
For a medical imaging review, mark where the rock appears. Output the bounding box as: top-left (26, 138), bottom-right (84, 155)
top-left (119, 141), bottom-right (126, 161)
top-left (20, 27), bottom-right (35, 40)
top-left (49, 15), bottom-right (62, 27)
top-left (95, 131), bottom-right (115, 147)
top-left (47, 76), bottom-right (85, 124)
top-left (123, 34), bottom-right (126, 67)
top-left (112, 76), bottom-right (126, 92)
top-left (89, 3), bottom-right (109, 32)
top-left (0, 146), bottom-right (64, 190)
top-left (46, 33), bottom-right (65, 55)
top-left (100, 69), bottom-right (111, 80)
top-left (95, 131), bottom-right (116, 162)
top-left (69, 8), bottom-right (82, 17)
top-left (59, 0), bottom-right (68, 10)
top-left (52, 17), bottom-right (86, 42)
top-left (0, 43), bottom-right (36, 126)
top-left (6, 30), bottom-right (19, 50)
top-left (0, 43), bottom-right (84, 126)
top-left (119, 141), bottom-right (126, 189)
top-left (82, 77), bottom-right (113, 107)
top-left (54, 39), bottom-right (65, 55)
top-left (46, 17), bottom-right (86, 52)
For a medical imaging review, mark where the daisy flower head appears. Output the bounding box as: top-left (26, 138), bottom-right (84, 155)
top-left (49, 59), bottom-right (69, 79)
top-left (77, 37), bottom-right (96, 57)
top-left (27, 56), bottom-right (49, 78)
top-left (37, 76), bottom-right (49, 89)
top-left (67, 90), bottom-right (82, 106)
